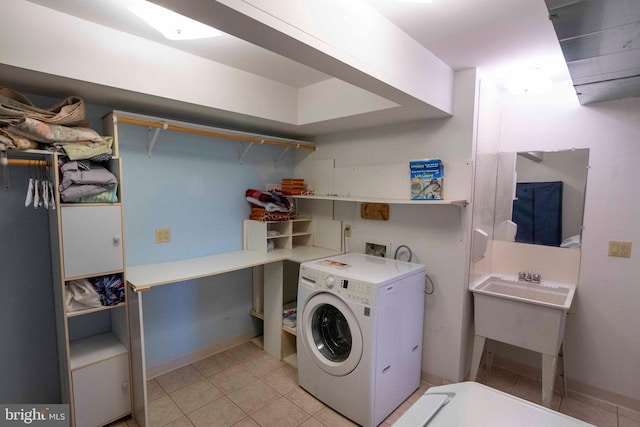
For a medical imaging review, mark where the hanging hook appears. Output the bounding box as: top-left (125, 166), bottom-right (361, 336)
top-left (38, 158), bottom-right (48, 209)
top-left (33, 159), bottom-right (42, 209)
top-left (25, 160), bottom-right (35, 207)
top-left (47, 157), bottom-right (56, 211)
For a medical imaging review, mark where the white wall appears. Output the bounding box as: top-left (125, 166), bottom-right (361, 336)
top-left (295, 69), bottom-right (478, 382)
top-left (492, 241), bottom-right (581, 285)
top-left (499, 82), bottom-right (640, 408)
top-left (298, 79), bottom-right (398, 125)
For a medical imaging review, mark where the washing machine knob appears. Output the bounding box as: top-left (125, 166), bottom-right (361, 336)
top-left (325, 275), bottom-right (336, 289)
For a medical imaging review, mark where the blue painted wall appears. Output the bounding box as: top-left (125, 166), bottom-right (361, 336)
top-left (0, 164), bottom-right (60, 403)
top-left (117, 123), bottom-right (292, 264)
top-left (116, 120), bottom-right (295, 367)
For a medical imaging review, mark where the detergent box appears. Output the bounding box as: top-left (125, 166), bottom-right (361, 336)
top-left (410, 159), bottom-right (443, 200)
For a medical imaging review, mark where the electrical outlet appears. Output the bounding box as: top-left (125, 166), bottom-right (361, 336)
top-left (155, 228), bottom-right (171, 244)
top-left (608, 240), bottom-right (631, 258)
top-left (344, 225), bottom-right (352, 237)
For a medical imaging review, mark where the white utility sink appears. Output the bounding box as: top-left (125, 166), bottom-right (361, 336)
top-left (472, 276), bottom-right (575, 311)
top-left (469, 275), bottom-right (577, 408)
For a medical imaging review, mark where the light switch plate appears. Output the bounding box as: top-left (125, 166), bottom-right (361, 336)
top-left (608, 241), bottom-right (631, 258)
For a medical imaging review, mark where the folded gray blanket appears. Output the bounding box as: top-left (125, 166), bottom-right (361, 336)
top-left (59, 161), bottom-right (117, 202)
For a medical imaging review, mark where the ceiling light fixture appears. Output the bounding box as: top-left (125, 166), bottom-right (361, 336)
top-left (505, 68), bottom-right (553, 95)
top-left (128, 0), bottom-right (223, 40)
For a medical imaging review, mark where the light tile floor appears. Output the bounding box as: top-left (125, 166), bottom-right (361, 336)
top-left (109, 341), bottom-right (640, 427)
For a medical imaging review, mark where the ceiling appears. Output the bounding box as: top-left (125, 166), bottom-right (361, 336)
top-left (24, 0), bottom-right (570, 86)
top-left (15, 0), bottom-right (573, 136)
top-left (364, 0), bottom-right (571, 84)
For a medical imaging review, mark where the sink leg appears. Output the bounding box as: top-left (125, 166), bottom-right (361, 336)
top-left (558, 343), bottom-right (568, 397)
top-left (470, 335), bottom-right (486, 381)
top-left (486, 340), bottom-right (495, 370)
top-left (541, 354), bottom-right (558, 408)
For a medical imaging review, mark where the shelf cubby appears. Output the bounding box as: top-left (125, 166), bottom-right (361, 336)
top-left (244, 217), bottom-right (314, 252)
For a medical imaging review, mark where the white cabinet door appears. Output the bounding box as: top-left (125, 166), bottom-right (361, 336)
top-left (61, 206), bottom-right (123, 278)
top-left (72, 353), bottom-right (131, 427)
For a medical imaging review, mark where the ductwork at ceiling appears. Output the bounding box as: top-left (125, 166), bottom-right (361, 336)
top-left (545, 0), bottom-right (640, 104)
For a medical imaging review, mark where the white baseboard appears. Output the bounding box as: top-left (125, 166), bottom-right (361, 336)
top-left (568, 379), bottom-right (640, 413)
top-left (146, 332), bottom-right (259, 379)
top-left (489, 355), bottom-right (640, 412)
top-left (421, 370), bottom-right (446, 387)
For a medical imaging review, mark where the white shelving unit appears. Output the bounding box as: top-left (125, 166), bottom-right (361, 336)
top-left (244, 219), bottom-right (307, 367)
top-left (282, 324), bottom-right (298, 369)
top-left (48, 115), bottom-right (132, 427)
top-left (243, 217), bottom-right (314, 251)
top-left (244, 218), bottom-right (340, 368)
top-left (60, 205), bottom-right (124, 278)
top-left (69, 333), bottom-right (130, 427)
top-left (69, 333), bottom-right (128, 371)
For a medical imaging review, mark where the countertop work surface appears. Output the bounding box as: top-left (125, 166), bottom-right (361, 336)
top-left (126, 247), bottom-right (342, 291)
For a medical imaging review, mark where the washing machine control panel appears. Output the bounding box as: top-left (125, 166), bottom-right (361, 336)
top-left (321, 273), bottom-right (372, 305)
top-left (325, 275), bottom-right (336, 288)
top-left (300, 266), bottom-right (375, 305)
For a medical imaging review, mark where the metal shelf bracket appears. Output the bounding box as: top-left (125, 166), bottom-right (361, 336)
top-left (239, 141), bottom-right (260, 164)
top-left (275, 146), bottom-right (291, 168)
top-left (147, 122), bottom-right (168, 157)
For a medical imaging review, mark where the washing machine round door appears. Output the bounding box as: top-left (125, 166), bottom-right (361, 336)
top-left (301, 292), bottom-right (363, 376)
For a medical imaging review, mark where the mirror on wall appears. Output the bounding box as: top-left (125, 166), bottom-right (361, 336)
top-left (493, 149), bottom-right (589, 249)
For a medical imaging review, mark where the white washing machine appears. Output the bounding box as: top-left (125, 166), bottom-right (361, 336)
top-left (297, 253), bottom-right (426, 427)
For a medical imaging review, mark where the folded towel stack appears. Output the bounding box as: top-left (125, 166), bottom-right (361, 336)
top-left (246, 188), bottom-right (295, 221)
top-left (281, 178), bottom-right (304, 196)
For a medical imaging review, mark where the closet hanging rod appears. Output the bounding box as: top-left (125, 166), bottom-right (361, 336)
top-left (115, 117), bottom-right (316, 151)
top-left (1, 158), bottom-right (50, 167)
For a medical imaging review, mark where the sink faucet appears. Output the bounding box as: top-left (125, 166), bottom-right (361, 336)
top-left (518, 271), bottom-right (541, 283)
